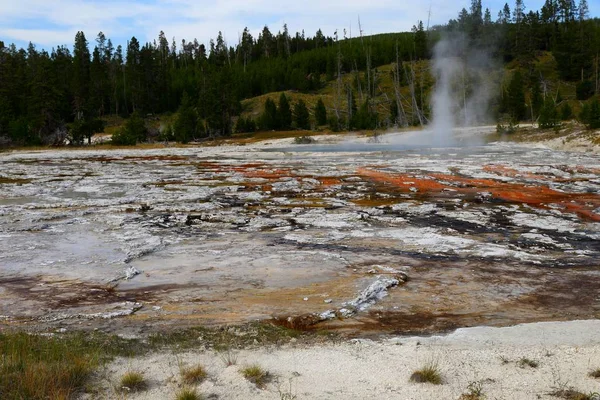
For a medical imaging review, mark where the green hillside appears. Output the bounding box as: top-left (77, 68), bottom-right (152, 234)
top-left (1, 0), bottom-right (600, 147)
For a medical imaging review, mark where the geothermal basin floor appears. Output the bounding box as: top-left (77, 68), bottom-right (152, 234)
top-left (0, 133), bottom-right (599, 335)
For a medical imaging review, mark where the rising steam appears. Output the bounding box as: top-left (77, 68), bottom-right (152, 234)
top-left (430, 34), bottom-right (497, 146)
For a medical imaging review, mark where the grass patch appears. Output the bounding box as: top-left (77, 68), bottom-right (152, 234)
top-left (175, 387), bottom-right (203, 400)
top-left (181, 364), bottom-right (208, 385)
top-left (219, 349), bottom-right (238, 367)
top-left (0, 332), bottom-right (122, 400)
top-left (147, 322), bottom-right (303, 352)
top-left (551, 389), bottom-right (600, 400)
top-left (589, 368), bottom-right (600, 378)
top-left (0, 176), bottom-right (32, 185)
top-left (460, 380), bottom-right (486, 399)
top-left (518, 358), bottom-right (539, 368)
top-left (409, 362), bottom-right (443, 385)
top-left (241, 364), bottom-right (271, 389)
top-left (293, 135), bottom-right (316, 144)
top-left (119, 370), bottom-right (146, 392)
top-left (0, 323), bottom-right (321, 399)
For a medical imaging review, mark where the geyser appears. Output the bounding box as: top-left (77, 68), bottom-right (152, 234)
top-left (430, 34), bottom-right (497, 146)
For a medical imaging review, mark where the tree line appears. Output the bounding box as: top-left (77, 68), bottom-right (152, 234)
top-left (1, 0), bottom-right (599, 146)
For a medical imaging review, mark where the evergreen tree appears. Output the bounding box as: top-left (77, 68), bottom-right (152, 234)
top-left (507, 70), bottom-right (526, 121)
top-left (174, 92), bottom-right (197, 143)
top-left (581, 99), bottom-right (600, 129)
top-left (260, 98), bottom-right (278, 130)
top-left (538, 98), bottom-right (559, 128)
top-left (112, 111), bottom-right (146, 145)
top-left (125, 37), bottom-right (141, 113)
top-left (560, 102), bottom-right (573, 120)
top-left (126, 111), bottom-right (147, 142)
top-left (72, 31), bottom-right (90, 118)
top-left (390, 99), bottom-right (399, 125)
top-left (293, 99), bottom-right (310, 129)
top-left (278, 93), bottom-right (292, 130)
top-left (314, 98), bottom-right (327, 126)
top-left (531, 78), bottom-right (544, 120)
top-left (413, 21), bottom-right (428, 59)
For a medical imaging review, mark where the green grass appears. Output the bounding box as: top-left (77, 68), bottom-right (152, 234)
top-left (241, 364), bottom-right (271, 388)
top-left (0, 323), bottom-right (321, 399)
top-left (409, 362), bottom-right (443, 385)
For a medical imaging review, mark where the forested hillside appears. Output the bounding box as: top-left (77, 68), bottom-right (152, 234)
top-left (1, 0), bottom-right (599, 147)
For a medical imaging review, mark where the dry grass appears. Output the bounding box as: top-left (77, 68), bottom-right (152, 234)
top-left (551, 389), bottom-right (600, 400)
top-left (180, 364), bottom-right (208, 385)
top-left (219, 349), bottom-right (239, 367)
top-left (459, 380), bottom-right (486, 399)
top-left (119, 370), bottom-right (146, 392)
top-left (518, 357), bottom-right (539, 368)
top-left (175, 387), bottom-right (203, 400)
top-left (0, 176), bottom-right (32, 185)
top-left (409, 362), bottom-right (443, 385)
top-left (0, 332), bottom-right (102, 400)
top-left (241, 364), bottom-right (271, 389)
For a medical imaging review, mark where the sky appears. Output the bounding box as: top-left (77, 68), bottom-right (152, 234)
top-left (0, 0), bottom-right (599, 51)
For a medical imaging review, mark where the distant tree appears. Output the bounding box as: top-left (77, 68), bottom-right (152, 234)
top-left (507, 70), bottom-right (526, 121)
top-left (235, 117), bottom-right (256, 133)
top-left (576, 80), bottom-right (594, 100)
top-left (314, 98), bottom-right (327, 126)
top-left (413, 21), bottom-right (428, 59)
top-left (502, 3), bottom-right (512, 24)
top-left (293, 99), bottom-right (310, 129)
top-left (538, 98), bottom-right (559, 128)
top-left (69, 117), bottom-right (104, 145)
top-left (531, 78), bottom-right (544, 120)
top-left (72, 31), bottom-right (90, 117)
top-left (580, 99), bottom-right (600, 129)
top-left (578, 0), bottom-right (589, 21)
top-left (278, 93), bottom-right (292, 130)
top-left (390, 99), bottom-right (399, 125)
top-left (259, 98), bottom-right (278, 130)
top-left (111, 112), bottom-right (146, 145)
top-left (560, 102), bottom-right (573, 120)
top-left (484, 8), bottom-right (492, 25)
top-left (174, 92), bottom-right (197, 143)
top-left (353, 99), bottom-right (378, 129)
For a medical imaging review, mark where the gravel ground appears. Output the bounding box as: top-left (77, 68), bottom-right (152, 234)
top-left (89, 320), bottom-right (600, 399)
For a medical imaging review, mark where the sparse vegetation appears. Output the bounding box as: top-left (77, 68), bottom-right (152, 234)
top-left (181, 364), bottom-right (208, 385)
top-left (293, 135), bottom-right (316, 144)
top-left (277, 376), bottom-right (298, 400)
top-left (119, 370), bottom-right (146, 392)
top-left (460, 380), bottom-right (486, 399)
top-left (242, 364), bottom-right (271, 388)
top-left (409, 362), bottom-right (443, 385)
top-left (551, 389), bottom-right (600, 400)
top-left (175, 387), bottom-right (203, 400)
top-left (589, 368), bottom-right (600, 379)
top-left (0, 332), bottom-right (102, 400)
top-left (518, 358), bottom-right (539, 368)
top-left (219, 349), bottom-right (238, 367)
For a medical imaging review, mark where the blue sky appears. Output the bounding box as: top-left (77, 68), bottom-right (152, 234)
top-left (0, 0), bottom-right (598, 51)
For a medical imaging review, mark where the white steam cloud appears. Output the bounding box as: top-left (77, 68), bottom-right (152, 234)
top-left (430, 34), bottom-right (497, 146)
